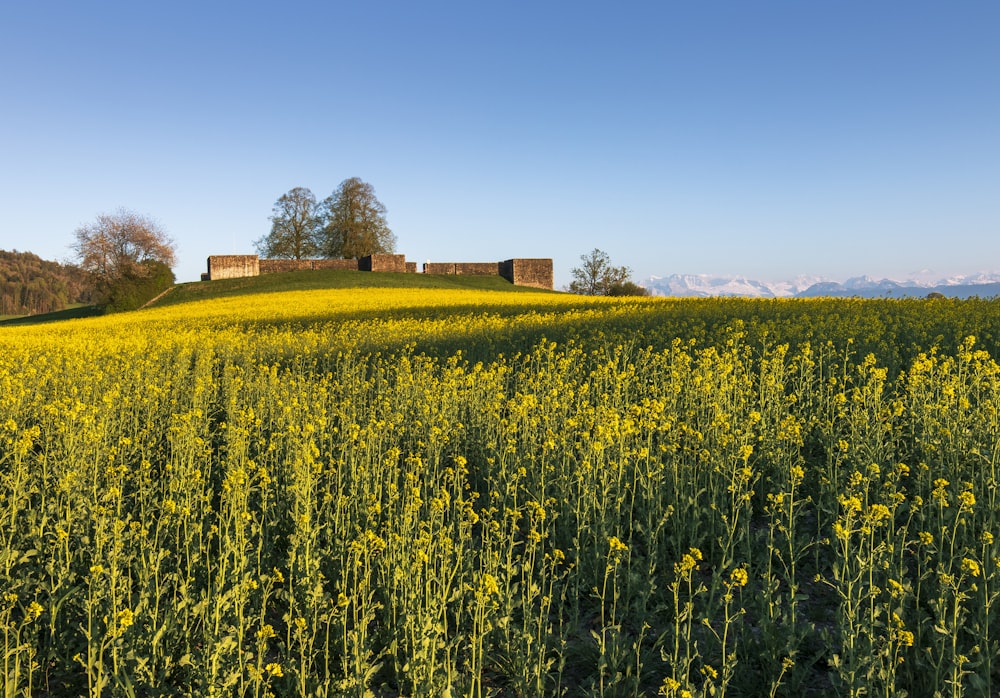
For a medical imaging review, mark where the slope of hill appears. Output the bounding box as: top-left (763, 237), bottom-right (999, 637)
top-left (0, 249), bottom-right (94, 316)
top-left (156, 268), bottom-right (553, 307)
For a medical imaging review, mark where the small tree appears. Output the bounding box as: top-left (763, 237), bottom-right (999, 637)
top-left (72, 208), bottom-right (176, 307)
top-left (569, 249), bottom-right (646, 296)
top-left (318, 178), bottom-right (396, 259)
top-left (73, 208), bottom-right (176, 282)
top-left (256, 187), bottom-right (322, 259)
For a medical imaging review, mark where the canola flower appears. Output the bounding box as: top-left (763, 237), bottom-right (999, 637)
top-left (1, 287), bottom-right (999, 697)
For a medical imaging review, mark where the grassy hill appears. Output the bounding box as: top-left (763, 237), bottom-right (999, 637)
top-left (156, 269), bottom-right (555, 307)
top-left (0, 269), bottom-right (554, 326)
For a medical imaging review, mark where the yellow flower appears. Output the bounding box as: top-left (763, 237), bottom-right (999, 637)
top-left (675, 550), bottom-right (701, 576)
top-left (918, 531), bottom-right (934, 546)
top-left (116, 608), bottom-right (134, 631)
top-left (868, 503), bottom-right (891, 524)
top-left (608, 536), bottom-right (629, 553)
top-left (729, 567), bottom-right (749, 588)
top-left (839, 494), bottom-right (862, 514)
top-left (659, 677), bottom-right (681, 695)
top-left (961, 558), bottom-right (981, 578)
top-left (26, 601), bottom-right (44, 622)
top-left (479, 573), bottom-right (500, 597)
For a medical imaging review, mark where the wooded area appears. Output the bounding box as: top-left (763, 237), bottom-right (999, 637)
top-left (0, 250), bottom-right (93, 316)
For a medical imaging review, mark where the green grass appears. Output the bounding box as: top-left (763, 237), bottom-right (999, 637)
top-left (0, 271), bottom-right (556, 327)
top-left (155, 269), bottom-right (556, 307)
top-left (0, 304), bottom-right (103, 327)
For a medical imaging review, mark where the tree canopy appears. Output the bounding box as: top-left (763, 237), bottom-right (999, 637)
top-left (568, 248), bottom-right (646, 296)
top-left (0, 249), bottom-right (94, 316)
top-left (255, 187), bottom-right (323, 259)
top-left (72, 208), bottom-right (176, 282)
top-left (319, 178), bottom-right (396, 259)
top-left (71, 209), bottom-right (177, 308)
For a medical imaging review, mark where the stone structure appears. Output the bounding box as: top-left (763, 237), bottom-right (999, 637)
top-left (358, 254), bottom-right (407, 273)
top-left (206, 255), bottom-right (259, 280)
top-left (499, 259), bottom-right (554, 290)
top-left (418, 259), bottom-right (553, 289)
top-left (205, 254), bottom-right (553, 290)
top-left (423, 262), bottom-right (498, 276)
top-left (259, 259), bottom-right (357, 274)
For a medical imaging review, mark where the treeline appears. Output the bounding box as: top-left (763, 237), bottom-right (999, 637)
top-left (0, 249), bottom-right (94, 316)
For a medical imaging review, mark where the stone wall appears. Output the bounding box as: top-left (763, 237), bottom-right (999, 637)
top-left (207, 255), bottom-right (260, 280)
top-left (259, 259), bottom-right (358, 274)
top-left (456, 262), bottom-right (502, 276)
top-left (423, 263), bottom-right (456, 275)
top-left (359, 254), bottom-right (407, 272)
top-left (206, 254), bottom-right (553, 289)
top-left (500, 259), bottom-right (554, 290)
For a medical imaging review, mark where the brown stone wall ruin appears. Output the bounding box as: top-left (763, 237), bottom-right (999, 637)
top-left (207, 255), bottom-right (260, 280)
top-left (259, 259), bottom-right (358, 274)
top-left (206, 254), bottom-right (553, 289)
top-left (454, 262), bottom-right (502, 276)
top-left (500, 259), bottom-right (554, 290)
top-left (360, 254), bottom-right (407, 272)
top-left (423, 262), bottom-right (457, 275)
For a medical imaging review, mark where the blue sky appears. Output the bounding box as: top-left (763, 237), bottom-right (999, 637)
top-left (2, 1), bottom-right (998, 288)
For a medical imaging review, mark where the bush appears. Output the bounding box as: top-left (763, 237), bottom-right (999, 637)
top-left (607, 281), bottom-right (650, 296)
top-left (101, 260), bottom-right (175, 312)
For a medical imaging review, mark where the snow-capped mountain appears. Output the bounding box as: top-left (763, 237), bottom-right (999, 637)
top-left (642, 272), bottom-right (1000, 299)
top-left (642, 274), bottom-right (826, 298)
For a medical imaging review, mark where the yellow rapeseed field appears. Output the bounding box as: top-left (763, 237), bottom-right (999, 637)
top-left (1, 287), bottom-right (998, 697)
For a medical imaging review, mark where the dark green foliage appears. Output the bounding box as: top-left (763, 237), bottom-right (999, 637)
top-left (607, 280), bottom-right (650, 296)
top-left (101, 260), bottom-right (176, 313)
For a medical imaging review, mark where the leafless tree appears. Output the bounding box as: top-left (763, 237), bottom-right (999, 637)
top-left (72, 208), bottom-right (176, 282)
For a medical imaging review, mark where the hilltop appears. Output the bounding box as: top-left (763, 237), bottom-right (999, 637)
top-left (0, 268), bottom-right (555, 326)
top-left (158, 268), bottom-right (555, 306)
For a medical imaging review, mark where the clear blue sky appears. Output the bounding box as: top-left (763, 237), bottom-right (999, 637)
top-left (2, 1), bottom-right (998, 288)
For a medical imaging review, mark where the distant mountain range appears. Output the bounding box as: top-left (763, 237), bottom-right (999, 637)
top-left (641, 272), bottom-right (1000, 299)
